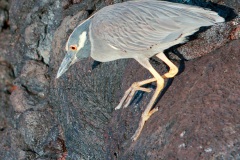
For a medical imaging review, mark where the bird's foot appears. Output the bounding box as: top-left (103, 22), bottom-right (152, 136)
top-left (115, 82), bottom-right (152, 110)
top-left (131, 107), bottom-right (158, 141)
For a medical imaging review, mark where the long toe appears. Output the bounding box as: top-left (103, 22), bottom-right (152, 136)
top-left (123, 88), bottom-right (137, 108)
top-left (131, 118), bottom-right (145, 141)
top-left (131, 107), bottom-right (159, 141)
top-left (115, 87), bottom-right (132, 110)
top-left (116, 81), bottom-right (153, 110)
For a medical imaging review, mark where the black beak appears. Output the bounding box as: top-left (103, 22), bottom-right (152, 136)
top-left (56, 51), bottom-right (76, 78)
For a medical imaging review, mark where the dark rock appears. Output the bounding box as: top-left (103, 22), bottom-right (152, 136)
top-left (107, 40), bottom-right (240, 159)
top-left (0, 9), bottom-right (8, 29)
top-left (0, 30), bottom-right (15, 139)
top-left (168, 18), bottom-right (240, 60)
top-left (0, 60), bottom-right (14, 93)
top-left (0, 0), bottom-right (9, 10)
top-left (10, 60), bottom-right (50, 112)
top-left (1, 0), bottom-right (70, 158)
top-left (0, 128), bottom-right (36, 160)
top-left (17, 109), bottom-right (64, 159)
top-left (0, 0), bottom-right (9, 29)
top-left (10, 88), bottom-right (47, 113)
top-left (1, 0), bottom-right (239, 159)
top-left (0, 60), bottom-right (14, 131)
top-left (169, 0), bottom-right (240, 15)
top-left (18, 60), bottom-right (49, 97)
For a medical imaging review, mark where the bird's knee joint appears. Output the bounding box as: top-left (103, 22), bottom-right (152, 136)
top-left (132, 82), bottom-right (139, 88)
top-left (155, 79), bottom-right (164, 89)
top-left (176, 66), bottom-right (179, 71)
top-left (141, 113), bottom-right (150, 121)
top-left (163, 66), bottom-right (178, 78)
top-left (173, 66), bottom-right (179, 74)
top-left (173, 66), bottom-right (179, 73)
top-left (156, 77), bottom-right (164, 84)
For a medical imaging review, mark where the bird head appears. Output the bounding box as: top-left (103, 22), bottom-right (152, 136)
top-left (56, 19), bottom-right (91, 78)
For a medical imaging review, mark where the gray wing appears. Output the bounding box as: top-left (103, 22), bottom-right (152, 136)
top-left (91, 1), bottom-right (223, 52)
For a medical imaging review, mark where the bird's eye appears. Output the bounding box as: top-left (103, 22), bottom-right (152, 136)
top-left (70, 45), bottom-right (77, 51)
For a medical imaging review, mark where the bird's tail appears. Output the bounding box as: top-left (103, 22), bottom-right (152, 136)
top-left (200, 11), bottom-right (225, 23)
top-left (186, 7), bottom-right (225, 23)
top-left (162, 1), bottom-right (225, 24)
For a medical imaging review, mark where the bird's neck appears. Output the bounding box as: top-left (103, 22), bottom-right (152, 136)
top-left (79, 19), bottom-right (91, 59)
top-left (81, 34), bottom-right (91, 58)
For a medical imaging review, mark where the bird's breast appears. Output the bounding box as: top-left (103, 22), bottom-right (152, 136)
top-left (90, 39), bottom-right (130, 62)
top-left (89, 26), bottom-right (134, 62)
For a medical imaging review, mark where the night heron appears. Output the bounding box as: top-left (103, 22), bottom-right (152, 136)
top-left (56, 0), bottom-right (224, 141)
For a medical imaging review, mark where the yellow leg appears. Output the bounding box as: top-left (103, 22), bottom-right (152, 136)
top-left (115, 53), bottom-right (179, 141)
top-left (131, 58), bottom-right (164, 141)
top-left (156, 52), bottom-right (178, 78)
top-left (116, 53), bottom-right (178, 110)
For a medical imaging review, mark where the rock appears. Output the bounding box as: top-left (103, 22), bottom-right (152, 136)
top-left (10, 60), bottom-right (49, 112)
top-left (0, 0), bottom-right (9, 29)
top-left (107, 40), bottom-right (240, 159)
top-left (18, 109), bottom-right (64, 158)
top-left (10, 87), bottom-right (48, 113)
top-left (0, 60), bottom-right (14, 131)
top-left (168, 18), bottom-right (240, 60)
top-left (0, 128), bottom-right (36, 160)
top-left (0, 9), bottom-right (7, 28)
top-left (18, 60), bottom-right (49, 97)
top-left (24, 22), bottom-right (46, 61)
top-left (1, 0), bottom-right (239, 159)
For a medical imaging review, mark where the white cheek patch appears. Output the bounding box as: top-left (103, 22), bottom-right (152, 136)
top-left (65, 41), bottom-right (69, 51)
top-left (77, 31), bottom-right (87, 51)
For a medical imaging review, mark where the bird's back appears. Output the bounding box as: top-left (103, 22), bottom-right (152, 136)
top-left (90, 0), bottom-right (224, 59)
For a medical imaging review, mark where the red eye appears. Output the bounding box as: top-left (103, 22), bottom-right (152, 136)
top-left (70, 45), bottom-right (77, 51)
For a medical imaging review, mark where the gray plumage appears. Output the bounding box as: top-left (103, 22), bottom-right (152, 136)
top-left (57, 0), bottom-right (224, 141)
top-left (89, 1), bottom-right (224, 62)
top-left (58, 0), bottom-right (224, 75)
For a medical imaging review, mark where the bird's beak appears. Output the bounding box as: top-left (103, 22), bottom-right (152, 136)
top-left (56, 51), bottom-right (76, 79)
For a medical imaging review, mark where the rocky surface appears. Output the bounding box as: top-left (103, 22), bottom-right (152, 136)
top-left (0, 0), bottom-right (239, 159)
top-left (0, 0), bottom-right (9, 29)
top-left (107, 39), bottom-right (240, 159)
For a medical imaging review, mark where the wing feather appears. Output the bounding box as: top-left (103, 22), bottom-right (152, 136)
top-left (91, 1), bottom-right (223, 52)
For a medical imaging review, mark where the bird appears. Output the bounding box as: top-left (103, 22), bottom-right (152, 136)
top-left (56, 0), bottom-right (224, 141)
